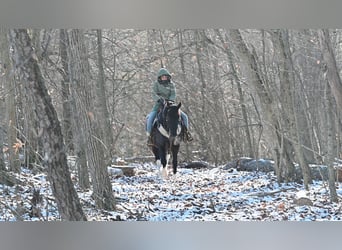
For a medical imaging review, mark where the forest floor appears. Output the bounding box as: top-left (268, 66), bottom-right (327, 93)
top-left (1, 161), bottom-right (342, 221)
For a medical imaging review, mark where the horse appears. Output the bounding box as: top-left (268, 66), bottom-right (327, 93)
top-left (149, 99), bottom-right (183, 178)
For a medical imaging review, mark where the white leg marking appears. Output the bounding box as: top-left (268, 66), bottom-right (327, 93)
top-left (166, 154), bottom-right (170, 167)
top-left (161, 167), bottom-right (168, 179)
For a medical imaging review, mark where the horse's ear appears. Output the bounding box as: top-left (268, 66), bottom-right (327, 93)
top-left (177, 102), bottom-right (181, 109)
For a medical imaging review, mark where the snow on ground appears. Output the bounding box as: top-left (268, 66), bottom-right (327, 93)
top-left (1, 162), bottom-right (342, 221)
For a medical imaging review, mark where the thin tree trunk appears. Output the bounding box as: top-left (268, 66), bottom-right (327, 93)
top-left (9, 29), bottom-right (86, 220)
top-left (59, 29), bottom-right (74, 154)
top-left (319, 29), bottom-right (339, 202)
top-left (177, 30), bottom-right (192, 161)
top-left (271, 30), bottom-right (312, 189)
top-left (96, 29), bottom-right (114, 159)
top-left (60, 29), bottom-right (90, 189)
top-left (320, 29), bottom-right (342, 110)
top-left (0, 65), bottom-right (5, 171)
top-left (215, 29), bottom-right (255, 158)
top-left (0, 28), bottom-right (20, 172)
top-left (324, 84), bottom-right (338, 202)
top-left (194, 30), bottom-right (213, 161)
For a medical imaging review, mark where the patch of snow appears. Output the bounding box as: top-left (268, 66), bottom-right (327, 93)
top-left (1, 162), bottom-right (342, 221)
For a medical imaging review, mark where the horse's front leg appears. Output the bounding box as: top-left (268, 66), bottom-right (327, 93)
top-left (158, 147), bottom-right (168, 178)
top-left (171, 145), bottom-right (180, 174)
top-left (152, 146), bottom-right (159, 162)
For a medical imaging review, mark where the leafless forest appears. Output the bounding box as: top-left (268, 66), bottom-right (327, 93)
top-left (1, 29), bottom-right (342, 220)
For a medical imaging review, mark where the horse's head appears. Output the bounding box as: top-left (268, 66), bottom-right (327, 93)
top-left (162, 101), bottom-right (182, 138)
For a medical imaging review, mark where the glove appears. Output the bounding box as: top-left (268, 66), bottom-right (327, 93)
top-left (157, 97), bottom-right (165, 105)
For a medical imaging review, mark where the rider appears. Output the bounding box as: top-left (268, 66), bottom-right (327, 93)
top-left (146, 68), bottom-right (192, 144)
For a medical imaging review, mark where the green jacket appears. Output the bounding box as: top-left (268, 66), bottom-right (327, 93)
top-left (151, 68), bottom-right (176, 111)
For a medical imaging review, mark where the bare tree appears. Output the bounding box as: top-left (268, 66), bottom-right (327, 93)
top-left (319, 29), bottom-right (340, 202)
top-left (68, 29), bottom-right (115, 210)
top-left (96, 29), bottom-right (114, 159)
top-left (323, 83), bottom-right (338, 202)
top-left (59, 29), bottom-right (74, 155)
top-left (0, 28), bottom-right (20, 172)
top-left (215, 29), bottom-right (256, 158)
top-left (227, 29), bottom-right (298, 183)
top-left (270, 29), bottom-right (312, 189)
top-left (8, 29), bottom-right (86, 220)
top-left (320, 29), bottom-right (342, 110)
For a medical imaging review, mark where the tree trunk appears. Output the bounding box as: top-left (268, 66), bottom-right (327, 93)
top-left (9, 29), bottom-right (86, 220)
top-left (194, 30), bottom-right (212, 161)
top-left (59, 29), bottom-right (90, 189)
top-left (271, 30), bottom-right (312, 189)
top-left (324, 84), bottom-right (338, 202)
top-left (59, 29), bottom-right (74, 155)
top-left (319, 29), bottom-right (339, 202)
top-left (0, 28), bottom-right (20, 172)
top-left (0, 67), bottom-right (5, 171)
top-left (0, 29), bottom-right (7, 171)
top-left (68, 29), bottom-right (115, 210)
top-left (320, 29), bottom-right (342, 111)
top-left (96, 29), bottom-right (114, 159)
top-left (215, 29), bottom-right (255, 158)
top-left (177, 30), bottom-right (192, 161)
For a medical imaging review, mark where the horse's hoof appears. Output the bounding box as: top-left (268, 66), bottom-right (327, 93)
top-left (160, 167), bottom-right (168, 179)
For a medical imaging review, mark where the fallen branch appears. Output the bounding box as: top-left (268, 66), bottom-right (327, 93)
top-left (248, 187), bottom-right (297, 197)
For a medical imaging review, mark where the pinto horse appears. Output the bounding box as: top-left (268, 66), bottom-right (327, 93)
top-left (150, 99), bottom-right (183, 177)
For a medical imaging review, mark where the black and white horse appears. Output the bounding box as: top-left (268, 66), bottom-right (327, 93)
top-left (149, 100), bottom-right (183, 177)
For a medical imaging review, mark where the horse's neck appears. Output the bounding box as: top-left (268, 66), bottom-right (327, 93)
top-left (157, 107), bottom-right (166, 124)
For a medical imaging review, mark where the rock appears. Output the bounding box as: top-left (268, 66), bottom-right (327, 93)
top-left (107, 167), bottom-right (124, 178)
top-left (310, 165), bottom-right (342, 182)
top-left (110, 165), bottom-right (136, 177)
top-left (179, 161), bottom-right (212, 169)
top-left (244, 159), bottom-right (274, 172)
top-left (112, 157), bottom-right (128, 165)
top-left (223, 157), bottom-right (251, 170)
top-left (223, 157), bottom-right (274, 173)
top-left (223, 157), bottom-right (342, 182)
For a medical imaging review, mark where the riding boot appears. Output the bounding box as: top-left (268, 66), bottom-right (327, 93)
top-left (183, 127), bottom-right (193, 142)
top-left (147, 135), bottom-right (153, 146)
top-left (186, 130), bottom-right (193, 142)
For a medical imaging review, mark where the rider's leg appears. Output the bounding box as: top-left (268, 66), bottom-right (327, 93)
top-left (180, 111), bottom-right (189, 129)
top-left (180, 111), bottom-right (193, 141)
top-left (146, 110), bottom-right (157, 135)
